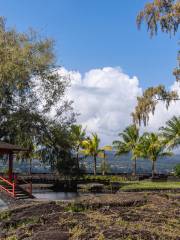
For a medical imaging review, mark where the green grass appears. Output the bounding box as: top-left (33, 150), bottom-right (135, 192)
top-left (0, 210), bottom-right (11, 221)
top-left (120, 181), bottom-right (180, 191)
top-left (81, 175), bottom-right (134, 182)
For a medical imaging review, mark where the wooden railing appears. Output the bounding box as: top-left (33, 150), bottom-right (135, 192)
top-left (0, 175), bottom-right (16, 197)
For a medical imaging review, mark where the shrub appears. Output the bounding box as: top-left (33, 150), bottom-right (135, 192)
top-left (65, 202), bottom-right (86, 212)
top-left (174, 164), bottom-right (180, 177)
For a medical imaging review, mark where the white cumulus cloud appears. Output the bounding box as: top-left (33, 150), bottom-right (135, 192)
top-left (58, 67), bottom-right (180, 146)
top-left (59, 67), bottom-right (142, 145)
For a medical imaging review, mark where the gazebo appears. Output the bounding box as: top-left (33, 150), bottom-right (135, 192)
top-left (0, 141), bottom-right (28, 181)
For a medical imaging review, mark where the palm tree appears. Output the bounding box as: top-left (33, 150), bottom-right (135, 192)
top-left (99, 145), bottom-right (112, 175)
top-left (113, 125), bottom-right (140, 176)
top-left (139, 133), bottom-right (172, 178)
top-left (160, 116), bottom-right (180, 150)
top-left (71, 125), bottom-right (86, 169)
top-left (82, 133), bottom-right (102, 175)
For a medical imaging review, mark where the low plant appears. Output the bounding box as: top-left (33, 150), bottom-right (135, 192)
top-left (65, 202), bottom-right (87, 212)
top-left (174, 164), bottom-right (180, 177)
top-left (120, 181), bottom-right (180, 191)
top-left (69, 225), bottom-right (87, 239)
top-left (97, 232), bottom-right (105, 240)
top-left (0, 210), bottom-right (11, 221)
top-left (5, 236), bottom-right (17, 240)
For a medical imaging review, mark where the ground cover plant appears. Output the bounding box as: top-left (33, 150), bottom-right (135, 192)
top-left (120, 181), bottom-right (180, 191)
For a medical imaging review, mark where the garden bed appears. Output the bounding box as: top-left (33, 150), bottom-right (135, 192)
top-left (0, 192), bottom-right (180, 239)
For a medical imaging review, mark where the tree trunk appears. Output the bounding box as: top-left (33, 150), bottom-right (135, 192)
top-left (76, 146), bottom-right (79, 170)
top-left (102, 153), bottom-right (105, 176)
top-left (29, 158), bottom-right (32, 175)
top-left (132, 158), bottom-right (137, 176)
top-left (134, 158), bottom-right (137, 176)
top-left (152, 160), bottom-right (155, 178)
top-left (102, 160), bottom-right (105, 176)
top-left (94, 155), bottom-right (97, 175)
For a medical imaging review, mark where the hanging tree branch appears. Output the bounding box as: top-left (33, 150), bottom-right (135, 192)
top-left (133, 0), bottom-right (180, 126)
top-left (132, 85), bottom-right (179, 126)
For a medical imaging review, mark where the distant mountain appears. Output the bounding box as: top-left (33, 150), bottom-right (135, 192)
top-left (0, 152), bottom-right (179, 174)
top-left (81, 151), bottom-right (180, 174)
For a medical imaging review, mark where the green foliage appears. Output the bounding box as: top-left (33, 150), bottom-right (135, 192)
top-left (5, 236), bottom-right (17, 240)
top-left (0, 210), bottom-right (11, 221)
top-left (70, 124), bottom-right (86, 168)
top-left (134, 1), bottom-right (180, 125)
top-left (132, 86), bottom-right (178, 126)
top-left (56, 153), bottom-right (80, 178)
top-left (69, 224), bottom-right (87, 239)
top-left (138, 133), bottom-right (172, 177)
top-left (120, 181), bottom-right (180, 191)
top-left (37, 121), bottom-right (80, 176)
top-left (82, 133), bottom-right (102, 175)
top-left (0, 17), bottom-right (68, 121)
top-left (113, 125), bottom-right (140, 175)
top-left (65, 202), bottom-right (87, 212)
top-left (174, 163), bottom-right (180, 177)
top-left (160, 116), bottom-right (180, 149)
top-left (137, 0), bottom-right (180, 36)
top-left (0, 17), bottom-right (75, 174)
top-left (71, 125), bottom-right (86, 147)
top-left (81, 174), bottom-right (133, 182)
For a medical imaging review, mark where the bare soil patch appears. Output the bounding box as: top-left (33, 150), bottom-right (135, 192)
top-left (0, 192), bottom-right (179, 240)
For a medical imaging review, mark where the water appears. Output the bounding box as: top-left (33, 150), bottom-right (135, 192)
top-left (0, 199), bottom-right (7, 210)
top-left (33, 190), bottom-right (81, 200)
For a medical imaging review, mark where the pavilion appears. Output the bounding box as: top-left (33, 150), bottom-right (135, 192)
top-left (0, 141), bottom-right (28, 181)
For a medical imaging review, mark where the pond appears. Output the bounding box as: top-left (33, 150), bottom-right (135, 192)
top-left (33, 190), bottom-right (84, 200)
top-left (0, 199), bottom-right (7, 210)
top-left (33, 190), bottom-right (103, 201)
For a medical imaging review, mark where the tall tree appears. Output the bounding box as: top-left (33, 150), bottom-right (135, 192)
top-left (133, 0), bottom-right (180, 125)
top-left (37, 119), bottom-right (75, 173)
top-left (160, 116), bottom-right (180, 149)
top-left (82, 133), bottom-right (102, 175)
top-left (139, 132), bottom-right (172, 177)
top-left (113, 125), bottom-right (140, 176)
top-left (71, 125), bottom-right (86, 169)
top-left (0, 17), bottom-right (74, 163)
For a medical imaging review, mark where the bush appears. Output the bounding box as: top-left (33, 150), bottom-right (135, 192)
top-left (174, 164), bottom-right (180, 177)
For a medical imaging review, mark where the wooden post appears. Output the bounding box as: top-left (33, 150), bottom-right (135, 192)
top-left (8, 152), bottom-right (13, 181)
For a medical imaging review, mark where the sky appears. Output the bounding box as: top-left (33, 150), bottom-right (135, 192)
top-left (0, 0), bottom-right (180, 145)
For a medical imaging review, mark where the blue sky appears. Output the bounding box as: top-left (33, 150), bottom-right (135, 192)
top-left (0, 0), bottom-right (178, 89)
top-left (1, 0), bottom-right (180, 145)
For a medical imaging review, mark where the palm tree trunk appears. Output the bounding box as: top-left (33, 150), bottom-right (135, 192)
top-left (132, 158), bottom-right (137, 176)
top-left (102, 153), bottom-right (105, 176)
top-left (94, 155), bottom-right (97, 175)
top-left (76, 146), bottom-right (79, 169)
top-left (152, 160), bottom-right (155, 178)
top-left (134, 158), bottom-right (137, 176)
top-left (29, 158), bottom-right (32, 175)
top-left (102, 160), bottom-right (105, 176)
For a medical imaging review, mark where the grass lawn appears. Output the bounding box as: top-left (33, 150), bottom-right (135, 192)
top-left (120, 181), bottom-right (180, 191)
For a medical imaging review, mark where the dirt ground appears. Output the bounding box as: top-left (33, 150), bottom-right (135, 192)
top-left (0, 192), bottom-right (180, 240)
